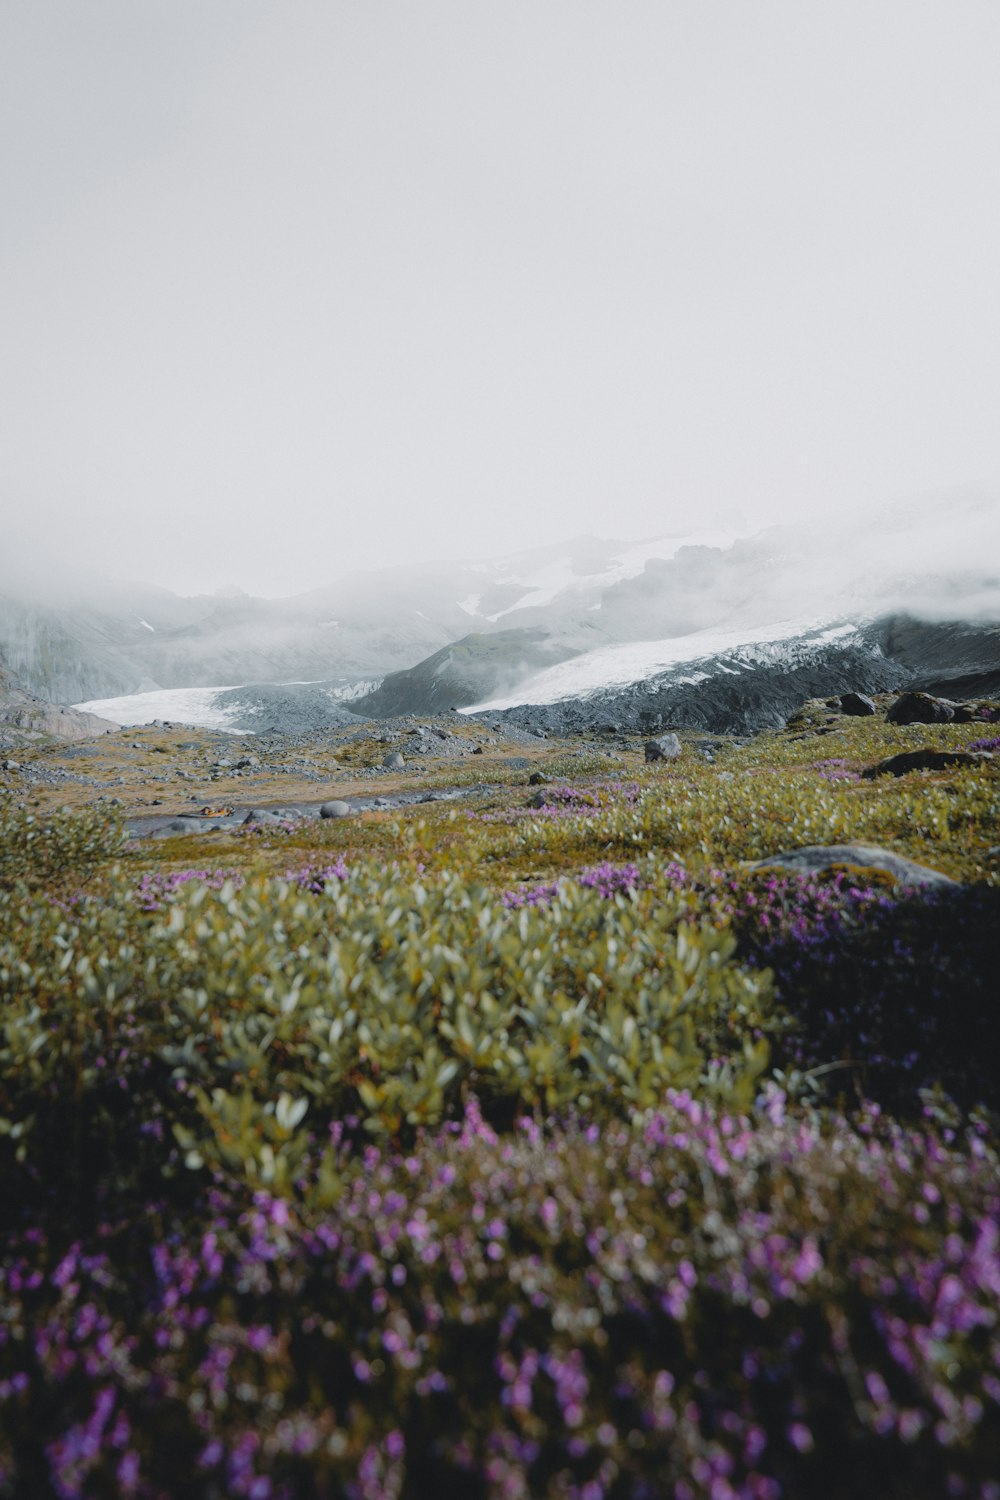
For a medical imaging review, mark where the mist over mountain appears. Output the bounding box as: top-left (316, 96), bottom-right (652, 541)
top-left (1, 490), bottom-right (997, 735)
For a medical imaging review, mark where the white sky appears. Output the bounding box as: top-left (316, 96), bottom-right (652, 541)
top-left (3, 2), bottom-right (999, 597)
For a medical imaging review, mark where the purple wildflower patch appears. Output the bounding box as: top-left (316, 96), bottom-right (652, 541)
top-left (135, 868), bottom-right (243, 910)
top-left (1, 1100), bottom-right (998, 1499)
top-left (721, 872), bottom-right (1000, 1110)
top-left (501, 859), bottom-right (671, 909)
top-left (811, 757), bottom-right (861, 783)
top-left (283, 858), bottom-right (350, 893)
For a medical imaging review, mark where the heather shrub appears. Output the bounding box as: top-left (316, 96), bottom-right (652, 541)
top-left (718, 872), bottom-right (1000, 1111)
top-left (0, 1098), bottom-right (997, 1500)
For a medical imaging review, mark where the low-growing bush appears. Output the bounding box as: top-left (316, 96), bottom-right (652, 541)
top-left (0, 863), bottom-right (773, 1212)
top-left (0, 1098), bottom-right (997, 1500)
top-left (716, 872), bottom-right (1000, 1112)
top-left (0, 804), bottom-right (124, 893)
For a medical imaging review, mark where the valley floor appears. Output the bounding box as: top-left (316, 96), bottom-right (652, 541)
top-left (1, 695), bottom-right (998, 1498)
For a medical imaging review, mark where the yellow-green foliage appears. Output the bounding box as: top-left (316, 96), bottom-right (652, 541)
top-left (0, 863), bottom-right (773, 1196)
top-left (0, 802), bottom-right (125, 891)
top-left (466, 761), bottom-right (1000, 884)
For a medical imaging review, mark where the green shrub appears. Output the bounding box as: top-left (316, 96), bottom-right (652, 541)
top-left (0, 804), bottom-right (125, 892)
top-left (0, 864), bottom-right (773, 1208)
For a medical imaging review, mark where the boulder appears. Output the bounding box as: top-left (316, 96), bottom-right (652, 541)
top-left (382, 751), bottom-right (405, 770)
top-left (645, 733), bottom-right (682, 763)
top-left (319, 800), bottom-right (352, 819)
top-left (839, 692), bottom-right (877, 716)
top-left (886, 692), bottom-right (955, 725)
top-left (243, 809), bottom-right (284, 826)
top-left (861, 749), bottom-right (993, 779)
top-left (529, 771), bottom-right (551, 785)
top-left (749, 843), bottom-right (956, 888)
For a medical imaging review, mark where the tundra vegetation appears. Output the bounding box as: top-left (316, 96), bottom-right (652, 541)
top-left (0, 706), bottom-right (998, 1499)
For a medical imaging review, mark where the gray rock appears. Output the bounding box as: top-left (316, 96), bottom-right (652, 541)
top-left (839, 692), bottom-right (877, 716)
top-left (750, 843), bottom-right (957, 888)
top-left (319, 800), bottom-right (352, 819)
top-left (154, 818), bottom-right (198, 836)
top-left (862, 749), bottom-right (993, 779)
top-left (886, 692), bottom-right (955, 725)
top-left (645, 733), bottom-right (682, 763)
top-left (243, 809), bottom-right (284, 826)
top-left (382, 751), bottom-right (405, 770)
top-left (529, 771), bottom-right (551, 785)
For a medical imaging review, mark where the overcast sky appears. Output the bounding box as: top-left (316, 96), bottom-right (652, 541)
top-left (3, 2), bottom-right (999, 598)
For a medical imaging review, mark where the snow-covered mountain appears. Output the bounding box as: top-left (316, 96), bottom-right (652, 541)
top-left (4, 489), bottom-right (999, 733)
top-left (465, 620), bottom-right (862, 711)
top-left (1, 530), bottom-right (742, 705)
top-left (462, 616), bottom-right (1000, 738)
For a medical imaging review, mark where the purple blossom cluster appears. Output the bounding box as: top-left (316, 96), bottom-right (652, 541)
top-left (1, 1097), bottom-right (998, 1499)
top-left (718, 872), bottom-right (1000, 1110)
top-left (134, 868), bottom-right (243, 911)
top-left (968, 735), bottom-right (1000, 752)
top-left (501, 860), bottom-right (677, 909)
top-left (282, 857), bottom-right (350, 894)
top-left (810, 758), bottom-right (861, 783)
top-left (473, 781), bottom-right (643, 825)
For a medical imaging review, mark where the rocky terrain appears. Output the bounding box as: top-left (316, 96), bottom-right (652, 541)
top-left (0, 660), bottom-right (117, 749)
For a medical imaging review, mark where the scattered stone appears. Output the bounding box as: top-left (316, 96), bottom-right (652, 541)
top-left (886, 692), bottom-right (956, 725)
top-left (750, 843), bottom-right (957, 888)
top-left (839, 692), bottom-right (877, 716)
top-left (319, 800), bottom-right (352, 819)
top-left (861, 749), bottom-right (993, 779)
top-left (234, 756), bottom-right (260, 770)
top-left (645, 733), bottom-right (682, 763)
top-left (472, 745), bottom-right (484, 755)
top-left (382, 751), bottom-right (405, 770)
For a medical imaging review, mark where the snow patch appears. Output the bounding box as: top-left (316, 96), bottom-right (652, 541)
top-left (462, 618), bottom-right (858, 711)
top-left (457, 594), bottom-right (482, 616)
top-left (137, 618), bottom-right (155, 632)
top-left (74, 686), bottom-right (247, 732)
